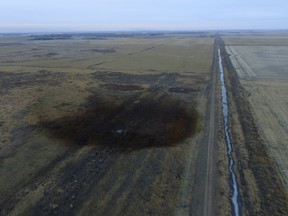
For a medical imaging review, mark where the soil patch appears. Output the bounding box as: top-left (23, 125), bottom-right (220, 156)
top-left (0, 70), bottom-right (64, 90)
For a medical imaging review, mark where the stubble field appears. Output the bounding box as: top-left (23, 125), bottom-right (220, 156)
top-left (226, 41), bottom-right (288, 189)
top-left (219, 33), bottom-right (288, 215)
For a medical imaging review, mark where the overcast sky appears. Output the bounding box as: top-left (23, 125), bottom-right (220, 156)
top-left (1, 0), bottom-right (287, 32)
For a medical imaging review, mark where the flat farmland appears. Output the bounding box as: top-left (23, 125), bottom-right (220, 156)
top-left (0, 36), bottom-right (212, 74)
top-left (0, 34), bottom-right (214, 215)
top-left (225, 38), bottom-right (288, 190)
top-left (226, 46), bottom-right (288, 79)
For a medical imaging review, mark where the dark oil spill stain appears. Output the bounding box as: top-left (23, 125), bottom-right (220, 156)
top-left (39, 93), bottom-right (198, 150)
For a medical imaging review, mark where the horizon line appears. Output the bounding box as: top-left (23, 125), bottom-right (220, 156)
top-left (1, 28), bottom-right (288, 34)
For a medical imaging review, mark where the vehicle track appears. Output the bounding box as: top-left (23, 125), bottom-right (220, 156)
top-left (202, 36), bottom-right (217, 216)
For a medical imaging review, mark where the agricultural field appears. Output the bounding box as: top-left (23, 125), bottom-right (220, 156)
top-left (0, 33), bottom-right (215, 215)
top-left (205, 32), bottom-right (288, 215)
top-left (225, 40), bottom-right (288, 189)
top-left (224, 33), bottom-right (288, 196)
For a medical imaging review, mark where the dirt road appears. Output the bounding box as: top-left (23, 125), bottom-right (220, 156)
top-left (202, 37), bottom-right (217, 216)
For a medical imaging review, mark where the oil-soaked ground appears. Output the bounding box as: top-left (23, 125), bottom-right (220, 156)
top-left (40, 92), bottom-right (198, 150)
top-left (0, 70), bottom-right (203, 216)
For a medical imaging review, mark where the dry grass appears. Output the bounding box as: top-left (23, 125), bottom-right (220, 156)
top-left (227, 45), bottom-right (288, 190)
top-left (0, 34), bottom-right (214, 215)
top-left (226, 46), bottom-right (288, 79)
top-left (223, 37), bottom-right (288, 46)
top-left (220, 36), bottom-right (288, 215)
top-left (0, 37), bottom-right (213, 74)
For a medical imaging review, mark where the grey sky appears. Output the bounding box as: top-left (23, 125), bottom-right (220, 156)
top-left (1, 0), bottom-right (287, 32)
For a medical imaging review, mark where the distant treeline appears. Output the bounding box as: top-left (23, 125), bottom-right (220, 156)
top-left (29, 31), bottom-right (212, 40)
top-left (30, 34), bottom-right (73, 40)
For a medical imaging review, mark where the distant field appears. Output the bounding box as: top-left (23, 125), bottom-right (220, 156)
top-left (0, 36), bottom-right (213, 74)
top-left (224, 37), bottom-right (288, 46)
top-left (226, 46), bottom-right (288, 79)
top-left (223, 31), bottom-right (288, 46)
top-left (226, 38), bottom-right (288, 189)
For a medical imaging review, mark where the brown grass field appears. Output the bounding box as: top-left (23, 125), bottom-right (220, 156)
top-left (0, 33), bottom-right (215, 215)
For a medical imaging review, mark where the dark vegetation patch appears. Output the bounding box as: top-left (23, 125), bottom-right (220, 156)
top-left (32, 52), bottom-right (58, 58)
top-left (39, 93), bottom-right (198, 150)
top-left (168, 87), bottom-right (199, 94)
top-left (92, 71), bottom-right (163, 84)
top-left (147, 86), bottom-right (164, 92)
top-left (29, 32), bottom-right (156, 41)
top-left (94, 61), bottom-right (106, 66)
top-left (127, 46), bottom-right (157, 56)
top-left (10, 125), bottom-right (38, 143)
top-left (76, 32), bottom-right (165, 38)
top-left (45, 52), bottom-right (58, 57)
top-left (26, 148), bottom-right (118, 216)
top-left (53, 103), bottom-right (72, 111)
top-left (56, 103), bottom-right (71, 107)
top-left (30, 34), bottom-right (72, 40)
top-left (101, 83), bottom-right (144, 91)
top-left (0, 124), bottom-right (39, 159)
top-left (82, 37), bottom-right (107, 40)
top-left (0, 43), bottom-right (23, 46)
top-left (91, 71), bottom-right (195, 85)
top-left (0, 70), bottom-right (64, 90)
top-left (89, 48), bottom-right (116, 54)
top-left (87, 62), bottom-right (106, 69)
top-left (92, 71), bottom-right (202, 95)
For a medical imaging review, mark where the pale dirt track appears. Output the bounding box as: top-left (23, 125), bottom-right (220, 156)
top-left (202, 38), bottom-right (217, 216)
